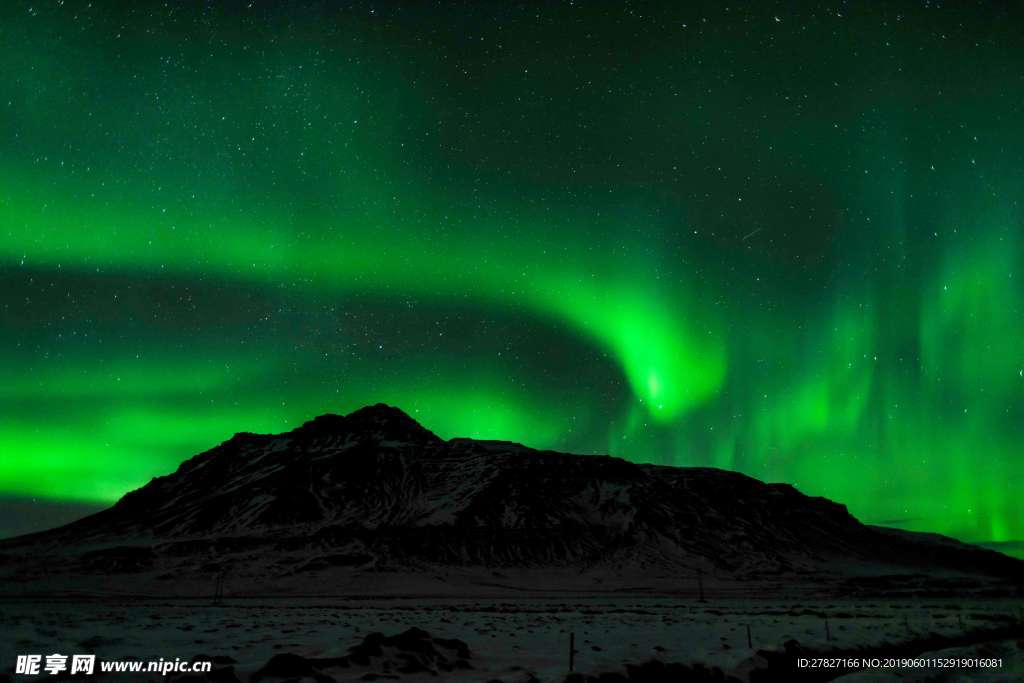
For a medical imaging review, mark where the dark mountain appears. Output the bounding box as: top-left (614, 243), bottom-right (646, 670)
top-left (1, 404), bottom-right (1019, 596)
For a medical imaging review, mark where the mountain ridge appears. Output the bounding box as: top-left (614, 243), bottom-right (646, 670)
top-left (1, 404), bottom-right (1019, 597)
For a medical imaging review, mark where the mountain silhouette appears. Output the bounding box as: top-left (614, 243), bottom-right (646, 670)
top-left (1, 404), bottom-right (1019, 596)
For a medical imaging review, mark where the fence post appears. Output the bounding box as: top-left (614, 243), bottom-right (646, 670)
top-left (569, 632), bottom-right (576, 673)
top-left (824, 616), bottom-right (831, 642)
top-left (213, 573), bottom-right (224, 606)
top-left (746, 623), bottom-right (752, 649)
top-left (697, 568), bottom-right (706, 603)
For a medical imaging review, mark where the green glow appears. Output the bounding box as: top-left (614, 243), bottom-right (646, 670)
top-left (1, 2), bottom-right (1021, 551)
top-left (0, 360), bottom-right (571, 504)
top-left (0, 168), bottom-right (722, 421)
top-left (921, 232), bottom-right (1023, 398)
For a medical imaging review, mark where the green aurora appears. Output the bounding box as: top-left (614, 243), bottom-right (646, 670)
top-left (1, 2), bottom-right (1021, 552)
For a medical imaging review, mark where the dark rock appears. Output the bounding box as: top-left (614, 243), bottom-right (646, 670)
top-left (207, 667), bottom-right (240, 683)
top-left (252, 653), bottom-right (334, 683)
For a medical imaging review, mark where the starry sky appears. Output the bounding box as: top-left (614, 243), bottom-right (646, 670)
top-left (1, 2), bottom-right (1021, 552)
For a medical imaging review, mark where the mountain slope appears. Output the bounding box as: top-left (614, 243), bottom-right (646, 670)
top-left (1, 404), bottom-right (1019, 596)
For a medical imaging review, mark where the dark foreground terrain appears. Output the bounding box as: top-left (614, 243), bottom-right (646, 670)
top-left (1, 595), bottom-right (1022, 682)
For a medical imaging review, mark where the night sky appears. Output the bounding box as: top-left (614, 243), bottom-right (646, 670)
top-left (1, 2), bottom-right (1021, 551)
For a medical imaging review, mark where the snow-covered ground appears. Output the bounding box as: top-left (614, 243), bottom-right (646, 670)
top-left (2, 596), bottom-right (1021, 682)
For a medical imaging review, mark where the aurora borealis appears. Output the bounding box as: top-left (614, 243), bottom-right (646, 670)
top-left (1, 2), bottom-right (1021, 553)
